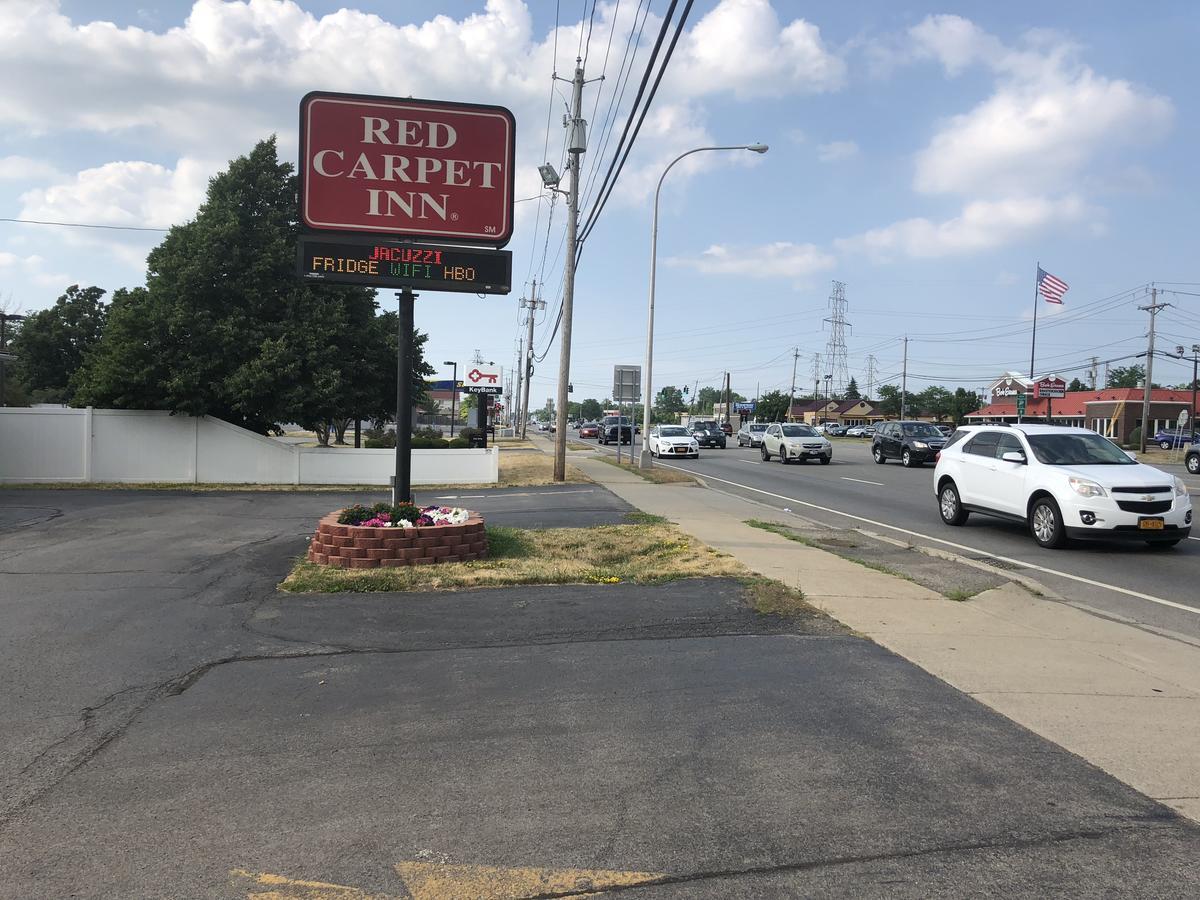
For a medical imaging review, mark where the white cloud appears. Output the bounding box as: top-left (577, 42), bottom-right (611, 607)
top-left (0, 156), bottom-right (62, 182)
top-left (835, 195), bottom-right (1096, 261)
top-left (898, 15), bottom-right (1174, 197)
top-left (669, 241), bottom-right (836, 280)
top-left (669, 0), bottom-right (845, 98)
top-left (0, 251), bottom-right (73, 288)
top-left (817, 140), bottom-right (858, 162)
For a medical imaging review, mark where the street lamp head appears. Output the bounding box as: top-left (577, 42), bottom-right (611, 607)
top-left (538, 163), bottom-right (561, 187)
top-left (443, 360), bottom-right (455, 367)
top-left (745, 143), bottom-right (769, 154)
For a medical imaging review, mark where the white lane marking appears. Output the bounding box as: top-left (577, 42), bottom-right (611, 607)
top-left (841, 477), bottom-right (884, 486)
top-left (648, 461), bottom-right (1200, 617)
top-left (738, 460), bottom-right (763, 466)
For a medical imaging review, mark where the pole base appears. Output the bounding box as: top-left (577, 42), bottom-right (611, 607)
top-left (638, 448), bottom-right (653, 470)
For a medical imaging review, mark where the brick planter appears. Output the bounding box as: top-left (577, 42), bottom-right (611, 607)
top-left (307, 511), bottom-right (488, 568)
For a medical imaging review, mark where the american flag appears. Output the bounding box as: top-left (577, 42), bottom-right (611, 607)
top-left (1037, 267), bottom-right (1069, 304)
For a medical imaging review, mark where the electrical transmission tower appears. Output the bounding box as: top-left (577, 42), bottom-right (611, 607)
top-left (823, 280), bottom-right (851, 399)
top-left (865, 354), bottom-right (879, 401)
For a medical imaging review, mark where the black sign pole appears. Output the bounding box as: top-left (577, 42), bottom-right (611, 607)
top-left (394, 288), bottom-right (417, 505)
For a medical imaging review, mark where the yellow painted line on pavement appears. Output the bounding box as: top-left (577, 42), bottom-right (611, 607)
top-left (231, 868), bottom-right (393, 899)
top-left (394, 861), bottom-right (668, 899)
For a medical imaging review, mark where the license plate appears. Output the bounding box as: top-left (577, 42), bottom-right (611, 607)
top-left (1138, 518), bottom-right (1165, 530)
top-left (807, 450), bottom-right (821, 455)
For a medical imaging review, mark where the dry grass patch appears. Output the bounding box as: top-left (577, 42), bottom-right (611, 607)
top-left (742, 577), bottom-right (816, 616)
top-left (594, 455), bottom-right (698, 484)
top-left (281, 522), bottom-right (746, 593)
top-left (498, 452), bottom-right (590, 485)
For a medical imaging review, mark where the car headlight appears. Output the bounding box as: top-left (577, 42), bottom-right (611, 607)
top-left (691, 441), bottom-right (698, 449)
top-left (1068, 477), bottom-right (1107, 498)
top-left (911, 441), bottom-right (928, 449)
top-left (1175, 476), bottom-right (1189, 497)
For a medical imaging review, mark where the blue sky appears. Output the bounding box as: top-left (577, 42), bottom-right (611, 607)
top-left (3, 1), bottom-right (1199, 411)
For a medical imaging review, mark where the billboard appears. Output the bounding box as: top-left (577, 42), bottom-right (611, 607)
top-left (299, 92), bottom-right (516, 246)
top-left (1034, 377), bottom-right (1066, 399)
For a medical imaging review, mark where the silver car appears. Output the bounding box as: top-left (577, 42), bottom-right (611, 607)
top-left (736, 423), bottom-right (768, 447)
top-left (761, 423), bottom-right (833, 465)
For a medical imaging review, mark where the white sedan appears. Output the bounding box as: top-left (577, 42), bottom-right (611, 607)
top-left (649, 425), bottom-right (699, 459)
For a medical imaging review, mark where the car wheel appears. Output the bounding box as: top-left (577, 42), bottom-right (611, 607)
top-left (819, 455), bottom-right (831, 465)
top-left (1188, 454), bottom-right (1200, 475)
top-left (719, 440), bottom-right (726, 449)
top-left (1160, 440), bottom-right (1172, 450)
top-left (901, 448), bottom-right (916, 468)
top-left (779, 447), bottom-right (789, 465)
top-left (1029, 496), bottom-right (1066, 549)
top-left (873, 446), bottom-right (886, 464)
top-left (1147, 539), bottom-right (1181, 549)
top-left (938, 482), bottom-right (969, 526)
top-left (761, 445), bottom-right (770, 461)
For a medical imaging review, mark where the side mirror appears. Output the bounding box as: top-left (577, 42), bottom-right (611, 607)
top-left (1125, 450), bottom-right (1138, 460)
top-left (1001, 451), bottom-right (1026, 464)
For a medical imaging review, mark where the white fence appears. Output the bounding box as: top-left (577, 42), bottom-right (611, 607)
top-left (0, 408), bottom-right (498, 486)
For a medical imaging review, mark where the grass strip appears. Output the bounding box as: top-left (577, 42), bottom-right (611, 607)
top-left (281, 522), bottom-right (746, 593)
top-left (593, 454), bottom-right (698, 484)
top-left (741, 577), bottom-right (815, 616)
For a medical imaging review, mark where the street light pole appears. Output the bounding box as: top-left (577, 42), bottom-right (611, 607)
top-left (443, 361), bottom-right (457, 438)
top-left (639, 142), bottom-right (768, 468)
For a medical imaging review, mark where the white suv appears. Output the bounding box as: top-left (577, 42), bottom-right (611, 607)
top-left (761, 423), bottom-right (832, 465)
top-left (934, 424), bottom-right (1192, 549)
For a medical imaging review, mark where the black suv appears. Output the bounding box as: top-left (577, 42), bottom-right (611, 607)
top-left (872, 421), bottom-right (947, 467)
top-left (690, 419), bottom-right (727, 449)
top-left (599, 415), bottom-right (633, 445)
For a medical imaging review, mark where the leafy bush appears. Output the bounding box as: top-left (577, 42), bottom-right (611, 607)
top-left (1127, 427), bottom-right (1142, 449)
top-left (364, 430), bottom-right (396, 448)
top-left (448, 438), bottom-right (470, 448)
top-left (459, 427), bottom-right (479, 444)
top-left (338, 502), bottom-right (422, 526)
top-left (414, 426), bottom-right (444, 440)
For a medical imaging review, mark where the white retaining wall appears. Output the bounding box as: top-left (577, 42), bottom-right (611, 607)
top-left (0, 407), bottom-right (498, 485)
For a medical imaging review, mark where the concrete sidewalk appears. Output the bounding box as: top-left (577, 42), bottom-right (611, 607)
top-left (555, 444), bottom-right (1200, 822)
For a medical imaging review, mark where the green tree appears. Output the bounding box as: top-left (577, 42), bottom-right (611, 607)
top-left (74, 137), bottom-right (432, 435)
top-left (694, 386), bottom-right (721, 413)
top-left (580, 398), bottom-right (603, 420)
top-left (756, 389), bottom-right (791, 422)
top-left (10, 285), bottom-right (107, 403)
top-left (844, 377), bottom-right (860, 400)
top-left (950, 387), bottom-right (981, 423)
top-left (1106, 365), bottom-right (1144, 389)
top-left (916, 385), bottom-right (954, 421)
top-left (1067, 377), bottom-right (1088, 392)
top-left (653, 385), bottom-right (687, 421)
top-left (876, 384), bottom-right (903, 417)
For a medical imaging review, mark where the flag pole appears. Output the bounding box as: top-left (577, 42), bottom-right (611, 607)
top-left (1029, 262), bottom-right (1039, 380)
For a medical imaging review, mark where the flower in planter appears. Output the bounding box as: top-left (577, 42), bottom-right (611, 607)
top-left (338, 503), bottom-right (470, 527)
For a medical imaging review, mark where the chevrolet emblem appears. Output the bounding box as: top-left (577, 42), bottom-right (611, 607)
top-left (1141, 495), bottom-right (1155, 502)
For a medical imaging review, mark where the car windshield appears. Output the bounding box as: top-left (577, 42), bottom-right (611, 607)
top-left (749, 424), bottom-right (766, 432)
top-left (693, 422), bottom-right (717, 430)
top-left (782, 425), bottom-right (817, 437)
top-left (1026, 433), bottom-right (1136, 466)
top-left (660, 426), bottom-right (689, 437)
top-left (902, 423), bottom-right (943, 438)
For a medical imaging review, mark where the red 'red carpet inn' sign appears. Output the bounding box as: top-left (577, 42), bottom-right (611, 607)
top-left (299, 92), bottom-right (516, 246)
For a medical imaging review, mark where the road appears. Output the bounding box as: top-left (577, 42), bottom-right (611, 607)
top-left (591, 433), bottom-right (1200, 640)
top-left (4, 489), bottom-right (1198, 897)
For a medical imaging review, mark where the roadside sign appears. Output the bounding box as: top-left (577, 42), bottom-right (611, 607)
top-left (1179, 410), bottom-right (1190, 428)
top-left (298, 234), bottom-right (511, 294)
top-left (613, 365), bottom-right (641, 403)
top-left (1016, 393), bottom-right (1027, 416)
top-left (1033, 376), bottom-right (1066, 399)
top-left (733, 401), bottom-right (756, 414)
top-left (462, 363), bottom-right (503, 395)
top-left (299, 91), bottom-right (516, 246)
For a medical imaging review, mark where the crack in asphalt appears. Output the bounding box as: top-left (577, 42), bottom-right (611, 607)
top-left (514, 821), bottom-right (1185, 899)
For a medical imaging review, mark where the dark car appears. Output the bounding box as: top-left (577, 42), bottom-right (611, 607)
top-left (872, 420), bottom-right (947, 467)
top-left (599, 416), bottom-right (633, 445)
top-left (690, 419), bottom-right (727, 448)
top-left (720, 421), bottom-right (733, 436)
top-left (1187, 447), bottom-right (1200, 475)
top-left (1152, 429), bottom-right (1199, 450)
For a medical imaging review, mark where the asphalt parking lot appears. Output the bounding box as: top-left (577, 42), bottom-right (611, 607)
top-left (2, 489), bottom-right (1198, 898)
